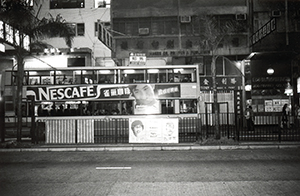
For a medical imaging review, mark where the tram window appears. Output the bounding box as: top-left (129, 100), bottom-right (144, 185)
top-left (38, 101), bottom-right (82, 116)
top-left (169, 68), bottom-right (195, 83)
top-left (23, 71), bottom-right (29, 85)
top-left (73, 70), bottom-right (82, 84)
top-left (121, 101), bottom-right (133, 115)
top-left (55, 70), bottom-right (74, 84)
top-left (148, 69), bottom-right (167, 83)
top-left (91, 101), bottom-right (133, 115)
top-left (167, 69), bottom-right (175, 82)
top-left (82, 70), bottom-right (94, 84)
top-left (28, 71), bottom-right (40, 85)
top-left (121, 69), bottom-right (146, 83)
top-left (161, 100), bottom-right (174, 114)
top-left (180, 99), bottom-right (197, 113)
top-left (96, 70), bottom-right (114, 84)
top-left (40, 71), bottom-right (54, 85)
top-left (4, 71), bottom-right (13, 85)
top-left (29, 76), bottom-right (40, 85)
top-left (93, 101), bottom-right (119, 115)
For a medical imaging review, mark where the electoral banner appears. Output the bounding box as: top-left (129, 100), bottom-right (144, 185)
top-left (129, 118), bottom-right (178, 143)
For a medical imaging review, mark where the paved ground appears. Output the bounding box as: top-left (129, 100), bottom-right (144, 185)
top-left (1, 149), bottom-right (300, 195)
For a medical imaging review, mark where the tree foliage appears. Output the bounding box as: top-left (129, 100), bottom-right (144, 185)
top-left (199, 15), bottom-right (237, 56)
top-left (0, 0), bottom-right (74, 49)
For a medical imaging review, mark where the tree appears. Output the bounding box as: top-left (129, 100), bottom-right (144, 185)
top-left (199, 15), bottom-right (237, 140)
top-left (0, 0), bottom-right (74, 142)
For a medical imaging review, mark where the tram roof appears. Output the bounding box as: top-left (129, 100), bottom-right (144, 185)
top-left (8, 65), bottom-right (198, 71)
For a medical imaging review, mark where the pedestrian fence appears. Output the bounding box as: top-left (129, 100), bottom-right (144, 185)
top-left (33, 114), bottom-right (300, 144)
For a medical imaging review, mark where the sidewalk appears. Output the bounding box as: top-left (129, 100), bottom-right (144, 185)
top-left (1, 140), bottom-right (300, 152)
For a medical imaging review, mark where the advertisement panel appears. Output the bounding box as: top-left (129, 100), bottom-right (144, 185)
top-left (129, 118), bottom-right (178, 143)
top-left (27, 84), bottom-right (180, 115)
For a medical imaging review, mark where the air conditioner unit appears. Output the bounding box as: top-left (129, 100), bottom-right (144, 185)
top-left (180, 16), bottom-right (191, 23)
top-left (272, 10), bottom-right (281, 17)
top-left (138, 28), bottom-right (149, 35)
top-left (236, 14), bottom-right (247, 20)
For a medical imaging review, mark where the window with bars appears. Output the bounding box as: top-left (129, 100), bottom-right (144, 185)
top-left (50, 0), bottom-right (84, 9)
top-left (114, 17), bottom-right (178, 36)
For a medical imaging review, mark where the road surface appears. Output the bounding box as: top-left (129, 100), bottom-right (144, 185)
top-left (1, 149), bottom-right (300, 195)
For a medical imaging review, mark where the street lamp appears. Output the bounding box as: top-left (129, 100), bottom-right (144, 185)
top-left (267, 68), bottom-right (274, 75)
top-left (285, 81), bottom-right (293, 107)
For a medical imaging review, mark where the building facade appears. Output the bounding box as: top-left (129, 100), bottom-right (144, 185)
top-left (248, 0), bottom-right (300, 115)
top-left (107, 0), bottom-right (249, 117)
top-left (33, 0), bottom-right (113, 67)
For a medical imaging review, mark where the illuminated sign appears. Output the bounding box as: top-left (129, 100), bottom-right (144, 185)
top-left (0, 20), bottom-right (30, 51)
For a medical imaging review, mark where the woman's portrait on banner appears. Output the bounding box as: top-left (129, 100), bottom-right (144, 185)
top-left (129, 84), bottom-right (161, 114)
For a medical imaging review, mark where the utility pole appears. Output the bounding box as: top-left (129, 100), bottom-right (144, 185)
top-left (211, 55), bottom-right (220, 139)
top-left (16, 46), bottom-right (24, 142)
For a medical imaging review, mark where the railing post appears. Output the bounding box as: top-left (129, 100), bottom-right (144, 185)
top-left (278, 116), bottom-right (281, 143)
top-left (115, 118), bottom-right (118, 144)
top-left (227, 112), bottom-right (229, 139)
top-left (28, 96), bottom-right (36, 144)
top-left (236, 115), bottom-right (240, 142)
top-left (0, 94), bottom-right (5, 143)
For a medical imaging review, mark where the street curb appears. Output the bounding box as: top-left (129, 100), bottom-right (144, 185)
top-left (1, 144), bottom-right (300, 152)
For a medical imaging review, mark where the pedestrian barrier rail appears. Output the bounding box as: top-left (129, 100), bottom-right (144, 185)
top-left (17, 114), bottom-right (300, 144)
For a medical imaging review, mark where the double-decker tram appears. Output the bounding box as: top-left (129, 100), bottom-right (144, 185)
top-left (4, 65), bottom-right (200, 144)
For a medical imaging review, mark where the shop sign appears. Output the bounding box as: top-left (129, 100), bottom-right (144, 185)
top-left (200, 76), bottom-right (242, 91)
top-left (129, 52), bottom-right (146, 65)
top-left (297, 77), bottom-right (300, 93)
top-left (129, 118), bottom-right (178, 143)
top-left (0, 43), bottom-right (4, 52)
top-left (234, 90), bottom-right (242, 115)
top-left (250, 18), bottom-right (276, 46)
top-left (0, 20), bottom-right (30, 51)
top-left (251, 76), bottom-right (289, 96)
top-left (148, 50), bottom-right (201, 57)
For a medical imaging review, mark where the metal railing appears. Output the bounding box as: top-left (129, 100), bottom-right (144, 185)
top-left (199, 113), bottom-right (300, 142)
